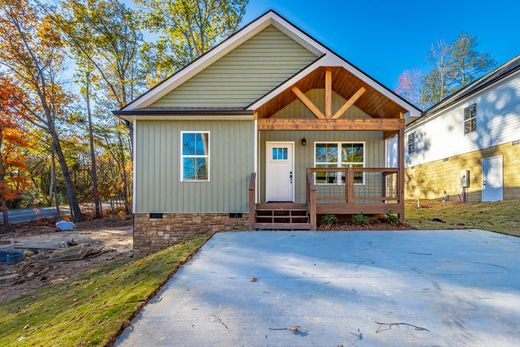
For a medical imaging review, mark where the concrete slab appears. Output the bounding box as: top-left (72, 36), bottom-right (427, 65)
top-left (116, 230), bottom-right (520, 346)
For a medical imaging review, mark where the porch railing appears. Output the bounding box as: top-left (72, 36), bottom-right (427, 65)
top-left (305, 167), bottom-right (401, 212)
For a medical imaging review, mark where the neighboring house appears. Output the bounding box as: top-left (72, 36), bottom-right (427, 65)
top-left (114, 10), bottom-right (420, 256)
top-left (404, 55), bottom-right (520, 202)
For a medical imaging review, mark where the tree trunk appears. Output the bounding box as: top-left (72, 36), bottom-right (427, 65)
top-left (50, 127), bottom-right (82, 222)
top-left (51, 150), bottom-right (61, 219)
top-left (85, 82), bottom-right (102, 219)
top-left (117, 130), bottom-right (131, 215)
top-left (0, 135), bottom-right (10, 233)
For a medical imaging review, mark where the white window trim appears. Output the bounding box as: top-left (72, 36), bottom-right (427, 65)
top-left (313, 141), bottom-right (366, 186)
top-left (464, 103), bottom-right (477, 135)
top-left (180, 131), bottom-right (210, 182)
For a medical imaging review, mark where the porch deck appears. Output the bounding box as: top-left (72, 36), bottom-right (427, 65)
top-left (249, 167), bottom-right (404, 230)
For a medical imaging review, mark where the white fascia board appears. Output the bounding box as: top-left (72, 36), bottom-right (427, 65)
top-left (122, 12), bottom-right (324, 111)
top-left (248, 53), bottom-right (421, 116)
top-left (117, 115), bottom-right (254, 122)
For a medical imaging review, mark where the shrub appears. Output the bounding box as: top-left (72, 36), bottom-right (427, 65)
top-left (352, 213), bottom-right (369, 225)
top-left (386, 213), bottom-right (400, 225)
top-left (321, 214), bottom-right (339, 225)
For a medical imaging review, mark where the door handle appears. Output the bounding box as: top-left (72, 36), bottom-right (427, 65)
top-left (289, 171), bottom-right (293, 184)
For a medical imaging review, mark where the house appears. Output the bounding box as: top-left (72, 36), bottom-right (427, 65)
top-left (114, 10), bottom-right (421, 256)
top-left (404, 55), bottom-right (520, 203)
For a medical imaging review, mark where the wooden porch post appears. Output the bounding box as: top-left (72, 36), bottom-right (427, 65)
top-left (398, 127), bottom-right (405, 222)
top-left (248, 172), bottom-right (256, 229)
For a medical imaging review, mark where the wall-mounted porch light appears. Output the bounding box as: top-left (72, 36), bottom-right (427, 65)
top-left (301, 138), bottom-right (307, 146)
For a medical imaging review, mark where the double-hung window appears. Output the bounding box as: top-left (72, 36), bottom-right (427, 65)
top-left (181, 131), bottom-right (210, 182)
top-left (408, 132), bottom-right (415, 154)
top-left (314, 142), bottom-right (365, 185)
top-left (464, 104), bottom-right (477, 134)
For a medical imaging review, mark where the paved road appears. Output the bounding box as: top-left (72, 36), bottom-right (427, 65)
top-left (5, 207), bottom-right (70, 223)
top-left (117, 230), bottom-right (520, 346)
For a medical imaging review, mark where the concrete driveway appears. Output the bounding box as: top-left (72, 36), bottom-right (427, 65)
top-left (117, 230), bottom-right (520, 346)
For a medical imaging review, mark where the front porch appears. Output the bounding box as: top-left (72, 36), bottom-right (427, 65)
top-left (247, 66), bottom-right (407, 230)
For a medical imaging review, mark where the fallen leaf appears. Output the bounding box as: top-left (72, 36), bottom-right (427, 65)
top-left (250, 277), bottom-right (257, 282)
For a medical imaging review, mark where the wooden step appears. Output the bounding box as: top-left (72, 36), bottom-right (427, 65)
top-left (255, 215), bottom-right (309, 219)
top-left (255, 208), bottom-right (308, 212)
top-left (255, 203), bottom-right (307, 210)
top-left (254, 223), bottom-right (312, 230)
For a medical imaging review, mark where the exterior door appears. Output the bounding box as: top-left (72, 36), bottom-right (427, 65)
top-left (482, 155), bottom-right (503, 202)
top-left (266, 142), bottom-right (294, 202)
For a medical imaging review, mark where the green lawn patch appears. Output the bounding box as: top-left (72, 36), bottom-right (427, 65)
top-left (0, 234), bottom-right (211, 346)
top-left (406, 199), bottom-right (520, 237)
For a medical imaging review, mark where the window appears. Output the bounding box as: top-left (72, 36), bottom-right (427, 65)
top-left (272, 147), bottom-right (288, 160)
top-left (408, 132), bottom-right (415, 154)
top-left (314, 142), bottom-right (365, 185)
top-left (181, 131), bottom-right (209, 182)
top-left (464, 104), bottom-right (477, 134)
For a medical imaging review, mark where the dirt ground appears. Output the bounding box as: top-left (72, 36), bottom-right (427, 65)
top-left (0, 217), bottom-right (133, 304)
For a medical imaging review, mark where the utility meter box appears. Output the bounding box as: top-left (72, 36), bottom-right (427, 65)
top-left (460, 170), bottom-right (470, 188)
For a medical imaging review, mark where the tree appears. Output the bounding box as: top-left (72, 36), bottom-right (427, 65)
top-left (449, 33), bottom-right (496, 88)
top-left (52, 0), bottom-right (145, 214)
top-left (423, 40), bottom-right (452, 106)
top-left (76, 62), bottom-right (102, 218)
top-left (137, 0), bottom-right (248, 84)
top-left (395, 34), bottom-right (496, 109)
top-left (0, 77), bottom-right (32, 231)
top-left (0, 0), bottom-right (83, 221)
top-left (394, 70), bottom-right (424, 109)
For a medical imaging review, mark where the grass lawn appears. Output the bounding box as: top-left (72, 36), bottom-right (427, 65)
top-left (0, 234), bottom-right (210, 346)
top-left (406, 199), bottom-right (520, 237)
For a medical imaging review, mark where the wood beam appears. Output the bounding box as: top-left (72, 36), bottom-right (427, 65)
top-left (332, 87), bottom-right (366, 119)
top-left (291, 87), bottom-right (325, 119)
top-left (325, 68), bottom-right (332, 118)
top-left (258, 118), bottom-right (404, 131)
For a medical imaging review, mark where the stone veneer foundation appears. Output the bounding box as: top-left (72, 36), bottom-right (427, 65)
top-left (133, 213), bottom-right (249, 257)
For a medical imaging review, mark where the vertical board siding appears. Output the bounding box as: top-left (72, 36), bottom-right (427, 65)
top-left (149, 26), bottom-right (318, 108)
top-left (260, 131), bottom-right (385, 203)
top-left (136, 120), bottom-right (254, 213)
top-left (406, 73), bottom-right (520, 167)
top-left (272, 89), bottom-right (372, 119)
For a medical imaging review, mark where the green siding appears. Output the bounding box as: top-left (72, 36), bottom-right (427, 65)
top-left (273, 89), bottom-right (372, 119)
top-left (260, 131), bottom-right (385, 203)
top-left (135, 120), bottom-right (254, 213)
top-left (149, 26), bottom-right (318, 108)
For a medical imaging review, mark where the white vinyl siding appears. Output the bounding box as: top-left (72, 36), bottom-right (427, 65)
top-left (405, 72), bottom-right (520, 167)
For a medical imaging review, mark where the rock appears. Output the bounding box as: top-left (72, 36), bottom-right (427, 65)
top-left (56, 221), bottom-right (76, 232)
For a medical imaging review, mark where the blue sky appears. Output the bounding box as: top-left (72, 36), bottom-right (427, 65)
top-left (243, 0), bottom-right (520, 89)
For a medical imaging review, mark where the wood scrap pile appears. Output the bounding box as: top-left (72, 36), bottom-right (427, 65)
top-left (49, 244), bottom-right (113, 262)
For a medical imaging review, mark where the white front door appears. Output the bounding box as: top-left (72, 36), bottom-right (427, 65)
top-left (482, 155), bottom-right (503, 202)
top-left (266, 142), bottom-right (294, 202)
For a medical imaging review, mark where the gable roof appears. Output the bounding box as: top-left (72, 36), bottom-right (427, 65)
top-left (407, 54), bottom-right (520, 128)
top-left (117, 10), bottom-right (421, 117)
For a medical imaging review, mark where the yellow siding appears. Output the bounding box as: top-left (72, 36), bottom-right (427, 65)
top-left (406, 141), bottom-right (520, 201)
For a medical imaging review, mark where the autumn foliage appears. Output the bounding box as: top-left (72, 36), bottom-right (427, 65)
top-left (0, 77), bottom-right (32, 205)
